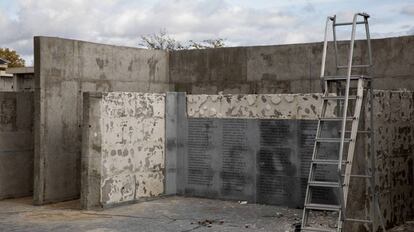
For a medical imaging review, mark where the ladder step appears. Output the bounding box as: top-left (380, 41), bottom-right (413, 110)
top-left (313, 159), bottom-right (347, 165)
top-left (301, 226), bottom-right (337, 232)
top-left (337, 64), bottom-right (371, 69)
top-left (322, 95), bottom-right (357, 100)
top-left (339, 130), bottom-right (370, 134)
top-left (309, 181), bottom-right (340, 188)
top-left (305, 203), bottom-right (341, 211)
top-left (323, 75), bottom-right (370, 81)
top-left (346, 218), bottom-right (372, 223)
top-left (319, 117), bottom-right (354, 122)
top-left (315, 138), bottom-right (351, 143)
top-left (334, 21), bottom-right (366, 26)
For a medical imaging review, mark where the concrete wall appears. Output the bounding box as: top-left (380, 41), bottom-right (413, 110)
top-left (81, 92), bottom-right (165, 209)
top-left (0, 92), bottom-right (33, 199)
top-left (7, 67), bottom-right (35, 92)
top-left (0, 76), bottom-right (15, 91)
top-left (34, 37), bottom-right (170, 204)
top-left (168, 91), bottom-right (414, 229)
top-left (370, 90), bottom-right (414, 228)
top-left (170, 36), bottom-right (414, 94)
top-left (32, 35), bottom-right (414, 208)
top-left (167, 93), bottom-right (341, 208)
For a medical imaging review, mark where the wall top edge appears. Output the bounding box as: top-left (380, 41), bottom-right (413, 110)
top-left (34, 36), bottom-right (167, 53)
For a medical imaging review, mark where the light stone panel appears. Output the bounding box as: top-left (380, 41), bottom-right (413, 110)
top-left (82, 92), bottom-right (165, 208)
top-left (187, 93), bottom-right (336, 119)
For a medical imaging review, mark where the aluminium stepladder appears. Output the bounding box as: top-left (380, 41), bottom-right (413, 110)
top-left (300, 13), bottom-right (386, 232)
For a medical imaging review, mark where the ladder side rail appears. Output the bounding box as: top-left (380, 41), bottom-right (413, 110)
top-left (337, 13), bottom-right (360, 223)
top-left (337, 13), bottom-right (359, 181)
top-left (301, 99), bottom-right (329, 228)
top-left (321, 16), bottom-right (333, 93)
top-left (332, 15), bottom-right (339, 70)
top-left (343, 79), bottom-right (364, 205)
top-left (366, 17), bottom-right (377, 230)
top-left (364, 15), bottom-right (373, 66)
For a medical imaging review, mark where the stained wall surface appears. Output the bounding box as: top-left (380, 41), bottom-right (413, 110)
top-left (167, 93), bottom-right (340, 208)
top-left (34, 37), bottom-right (170, 204)
top-left (0, 92), bottom-right (34, 199)
top-left (170, 36), bottom-right (414, 94)
top-left (81, 92), bottom-right (165, 209)
top-left (169, 92), bottom-right (414, 229)
top-left (369, 90), bottom-right (414, 228)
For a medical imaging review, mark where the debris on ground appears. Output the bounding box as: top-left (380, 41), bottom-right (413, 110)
top-left (389, 220), bottom-right (414, 232)
top-left (276, 212), bottom-right (284, 218)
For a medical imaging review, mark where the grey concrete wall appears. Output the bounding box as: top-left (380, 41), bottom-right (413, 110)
top-left (167, 93), bottom-right (340, 208)
top-left (165, 92), bottom-right (187, 195)
top-left (0, 92), bottom-right (34, 199)
top-left (34, 37), bottom-right (170, 204)
top-left (369, 90), bottom-right (414, 228)
top-left (7, 67), bottom-right (35, 92)
top-left (81, 92), bottom-right (165, 209)
top-left (170, 36), bottom-right (414, 94)
top-left (0, 76), bottom-right (15, 91)
top-left (169, 91), bottom-right (414, 229)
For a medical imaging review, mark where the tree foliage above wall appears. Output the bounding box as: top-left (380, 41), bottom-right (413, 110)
top-left (139, 29), bottom-right (225, 51)
top-left (0, 48), bottom-right (25, 67)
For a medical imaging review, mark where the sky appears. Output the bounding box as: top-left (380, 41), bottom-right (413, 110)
top-left (0, 0), bottom-right (413, 65)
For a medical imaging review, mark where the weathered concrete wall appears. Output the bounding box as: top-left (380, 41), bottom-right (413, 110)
top-left (174, 91), bottom-right (414, 229)
top-left (369, 90), bottom-right (414, 228)
top-left (34, 37), bottom-right (170, 204)
top-left (167, 93), bottom-right (341, 208)
top-left (170, 36), bottom-right (414, 94)
top-left (0, 76), bottom-right (15, 91)
top-left (0, 92), bottom-right (33, 199)
top-left (81, 92), bottom-right (165, 209)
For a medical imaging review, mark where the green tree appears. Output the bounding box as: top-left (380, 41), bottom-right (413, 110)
top-left (139, 30), bottom-right (225, 50)
top-left (0, 48), bottom-right (25, 67)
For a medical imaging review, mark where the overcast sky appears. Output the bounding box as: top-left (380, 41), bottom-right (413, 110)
top-left (0, 0), bottom-right (413, 65)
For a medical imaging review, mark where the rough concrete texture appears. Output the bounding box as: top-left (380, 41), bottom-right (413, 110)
top-left (0, 92), bottom-right (33, 199)
top-left (186, 91), bottom-right (414, 229)
top-left (0, 196), bottom-right (309, 232)
top-left (187, 93), bottom-right (336, 119)
top-left (170, 36), bottom-right (414, 94)
top-left (34, 37), bottom-right (170, 204)
top-left (369, 90), bottom-right (414, 228)
top-left (1, 196), bottom-right (411, 232)
top-left (82, 92), bottom-right (165, 208)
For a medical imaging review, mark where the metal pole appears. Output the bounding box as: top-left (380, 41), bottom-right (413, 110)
top-left (339, 13), bottom-right (358, 206)
top-left (321, 16), bottom-right (333, 93)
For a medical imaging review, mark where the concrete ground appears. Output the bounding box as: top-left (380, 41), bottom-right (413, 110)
top-left (1, 196), bottom-right (411, 232)
top-left (0, 196), bottom-right (303, 232)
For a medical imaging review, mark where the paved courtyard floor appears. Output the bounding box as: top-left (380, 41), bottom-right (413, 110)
top-left (0, 196), bottom-right (303, 232)
top-left (0, 196), bottom-right (411, 232)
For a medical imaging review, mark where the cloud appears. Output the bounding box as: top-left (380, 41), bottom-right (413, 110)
top-left (401, 5), bottom-right (414, 15)
top-left (0, 0), bottom-right (412, 65)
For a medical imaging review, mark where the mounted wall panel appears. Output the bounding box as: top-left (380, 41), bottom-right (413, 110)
top-left (81, 92), bottom-right (165, 209)
top-left (166, 93), bottom-right (339, 208)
